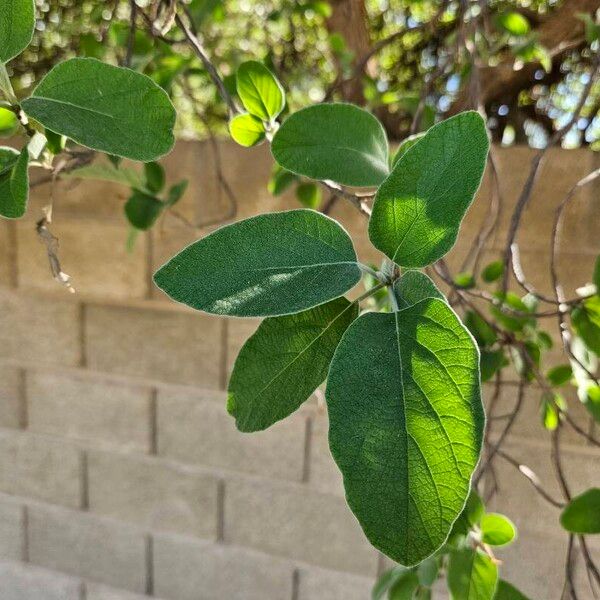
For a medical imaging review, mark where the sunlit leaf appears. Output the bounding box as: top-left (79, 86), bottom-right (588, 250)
top-left (448, 549), bottom-right (498, 600)
top-left (480, 513), bottom-right (516, 546)
top-left (327, 299), bottom-right (483, 565)
top-left (229, 113), bottom-right (266, 147)
top-left (369, 111), bottom-right (488, 267)
top-left (236, 60), bottom-right (285, 121)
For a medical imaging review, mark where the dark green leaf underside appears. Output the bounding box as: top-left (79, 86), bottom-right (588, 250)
top-left (154, 209), bottom-right (361, 317)
top-left (326, 298), bottom-right (483, 565)
top-left (21, 58), bottom-right (176, 162)
top-left (271, 103), bottom-right (389, 187)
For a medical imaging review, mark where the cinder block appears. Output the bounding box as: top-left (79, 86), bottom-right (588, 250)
top-left (0, 430), bottom-right (81, 508)
top-left (0, 220), bottom-right (13, 287)
top-left (0, 289), bottom-right (81, 366)
top-left (297, 566), bottom-right (375, 600)
top-left (0, 497), bottom-right (24, 560)
top-left (153, 534), bottom-right (294, 600)
top-left (0, 560), bottom-right (82, 600)
top-left (308, 412), bottom-right (344, 496)
top-left (0, 365), bottom-right (22, 429)
top-left (485, 383), bottom-right (595, 447)
top-left (157, 387), bottom-right (306, 481)
top-left (85, 303), bottom-right (223, 387)
top-left (88, 450), bottom-right (219, 539)
top-left (16, 220), bottom-right (148, 300)
top-left (27, 371), bottom-right (152, 452)
top-left (86, 582), bottom-right (167, 600)
top-left (224, 477), bottom-right (379, 576)
top-left (28, 504), bottom-right (147, 593)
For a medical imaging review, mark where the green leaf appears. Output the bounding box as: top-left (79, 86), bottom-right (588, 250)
top-left (482, 261), bottom-right (504, 283)
top-left (572, 296), bottom-right (600, 355)
top-left (454, 272), bottom-right (476, 289)
top-left (272, 103), bottom-right (389, 187)
top-left (372, 567), bottom-right (412, 600)
top-left (578, 13), bottom-right (600, 43)
top-left (44, 129), bottom-right (65, 155)
top-left (326, 299), bottom-right (483, 565)
top-left (166, 180), bottom-right (188, 206)
top-left (295, 182), bottom-right (322, 209)
top-left (393, 270), bottom-right (445, 309)
top-left (229, 113), bottom-right (266, 147)
top-left (268, 166), bottom-right (298, 196)
top-left (389, 571), bottom-right (419, 600)
top-left (63, 162), bottom-right (145, 190)
top-left (154, 209), bottom-right (361, 317)
top-left (124, 190), bottom-right (164, 230)
top-left (465, 311), bottom-right (497, 347)
top-left (541, 392), bottom-right (565, 431)
top-left (480, 513), bottom-right (516, 546)
top-left (0, 108), bottom-right (18, 137)
top-left (546, 364), bottom-right (573, 386)
top-left (228, 297), bottom-right (358, 432)
top-left (0, 0), bottom-right (35, 62)
top-left (369, 111), bottom-right (489, 268)
top-left (391, 132), bottom-right (425, 168)
top-left (480, 350), bottom-right (506, 383)
top-left (236, 60), bottom-right (285, 122)
top-left (144, 162), bottom-right (166, 194)
top-left (21, 58), bottom-right (176, 161)
top-left (0, 146), bottom-right (29, 219)
top-left (417, 557), bottom-right (439, 587)
top-left (448, 549), bottom-right (498, 600)
top-left (496, 12), bottom-right (530, 36)
top-left (560, 488), bottom-right (600, 534)
top-left (494, 579), bottom-right (531, 600)
top-left (450, 489), bottom-right (485, 538)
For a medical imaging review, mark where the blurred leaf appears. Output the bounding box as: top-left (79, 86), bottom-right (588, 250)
top-left (572, 296), bottom-right (600, 355)
top-left (295, 182), bottom-right (322, 209)
top-left (546, 365), bottom-right (573, 386)
top-left (45, 129), bottom-right (65, 155)
top-left (481, 513), bottom-right (516, 546)
top-left (480, 349), bottom-right (506, 382)
top-left (560, 488), bottom-right (600, 534)
top-left (144, 162), bottom-right (166, 194)
top-left (124, 190), bottom-right (164, 230)
top-left (0, 146), bottom-right (29, 219)
top-left (389, 571), bottom-right (419, 600)
top-left (268, 166), bottom-right (298, 196)
top-left (496, 12), bottom-right (530, 36)
top-left (166, 180), bottom-right (188, 206)
top-left (494, 579), bottom-right (531, 599)
top-left (454, 272), bottom-right (476, 289)
top-left (465, 311), bottom-right (497, 346)
top-left (450, 489), bottom-right (485, 538)
top-left (482, 260), bottom-right (504, 283)
top-left (64, 162), bottom-right (145, 190)
top-left (0, 108), bottom-right (18, 137)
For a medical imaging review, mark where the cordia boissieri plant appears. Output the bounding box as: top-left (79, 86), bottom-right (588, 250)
top-left (3, 4), bottom-right (600, 598)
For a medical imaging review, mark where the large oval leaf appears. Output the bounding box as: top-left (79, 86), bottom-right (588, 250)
top-left (271, 103), bottom-right (389, 187)
top-left (369, 111), bottom-right (489, 268)
top-left (154, 209), bottom-right (361, 317)
top-left (0, 146), bottom-right (29, 219)
top-left (560, 487), bottom-right (600, 534)
top-left (228, 297), bottom-right (358, 432)
top-left (21, 58), bottom-right (176, 161)
top-left (326, 298), bottom-right (483, 565)
top-left (447, 549), bottom-right (498, 600)
top-left (0, 0), bottom-right (34, 63)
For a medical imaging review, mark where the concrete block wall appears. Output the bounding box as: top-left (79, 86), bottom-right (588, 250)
top-left (0, 141), bottom-right (598, 599)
